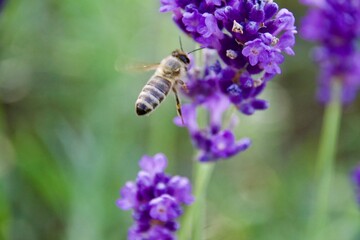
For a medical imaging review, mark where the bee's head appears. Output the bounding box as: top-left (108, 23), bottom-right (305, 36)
top-left (172, 49), bottom-right (190, 65)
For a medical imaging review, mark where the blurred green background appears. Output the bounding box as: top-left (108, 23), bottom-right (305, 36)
top-left (0, 0), bottom-right (359, 239)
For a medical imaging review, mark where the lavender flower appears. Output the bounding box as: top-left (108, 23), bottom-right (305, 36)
top-left (117, 153), bottom-right (194, 240)
top-left (160, 1), bottom-right (296, 161)
top-left (300, 0), bottom-right (360, 104)
top-left (352, 165), bottom-right (360, 205)
top-left (174, 51), bottom-right (252, 162)
top-left (160, 0), bottom-right (296, 84)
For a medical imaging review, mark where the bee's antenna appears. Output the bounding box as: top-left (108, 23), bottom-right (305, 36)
top-left (179, 36), bottom-right (184, 52)
top-left (187, 47), bottom-right (205, 55)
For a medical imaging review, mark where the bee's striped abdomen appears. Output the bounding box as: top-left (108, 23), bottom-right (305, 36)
top-left (135, 75), bottom-right (172, 116)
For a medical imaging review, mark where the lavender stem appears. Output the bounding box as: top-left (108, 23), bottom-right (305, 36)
top-left (192, 162), bottom-right (215, 240)
top-left (179, 161), bottom-right (215, 240)
top-left (308, 80), bottom-right (342, 239)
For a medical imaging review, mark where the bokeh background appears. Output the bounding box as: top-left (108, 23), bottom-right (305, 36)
top-left (0, 0), bottom-right (359, 239)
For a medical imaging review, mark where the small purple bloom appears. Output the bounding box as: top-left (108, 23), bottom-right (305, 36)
top-left (168, 176), bottom-right (194, 205)
top-left (116, 182), bottom-right (137, 210)
top-left (182, 10), bottom-right (202, 33)
top-left (242, 39), bottom-right (267, 66)
top-left (209, 130), bottom-right (251, 160)
top-left (260, 50), bottom-right (284, 75)
top-left (273, 9), bottom-right (296, 34)
top-left (149, 195), bottom-right (182, 222)
top-left (117, 154), bottom-right (194, 239)
top-left (160, 0), bottom-right (178, 12)
top-left (300, 0), bottom-right (360, 104)
top-left (198, 13), bottom-right (223, 39)
top-left (139, 153), bottom-right (167, 177)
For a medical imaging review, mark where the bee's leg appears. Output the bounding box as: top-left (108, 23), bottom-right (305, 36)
top-left (175, 79), bottom-right (189, 93)
top-left (172, 87), bottom-right (185, 125)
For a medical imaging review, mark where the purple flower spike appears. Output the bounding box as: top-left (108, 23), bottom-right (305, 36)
top-left (352, 165), bottom-right (360, 205)
top-left (300, 0), bottom-right (360, 104)
top-left (160, 0), bottom-right (296, 81)
top-left (172, 49), bottom-right (278, 162)
top-left (159, 0), bottom-right (297, 162)
top-left (117, 154), bottom-right (194, 239)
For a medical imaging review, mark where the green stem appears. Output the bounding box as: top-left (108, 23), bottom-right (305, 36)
top-left (179, 43), bottom-right (215, 240)
top-left (308, 81), bottom-right (342, 239)
top-left (192, 162), bottom-right (215, 240)
top-left (179, 162), bottom-right (215, 240)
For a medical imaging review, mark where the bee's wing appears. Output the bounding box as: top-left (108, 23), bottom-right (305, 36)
top-left (116, 61), bottom-right (160, 73)
top-left (127, 63), bottom-right (160, 72)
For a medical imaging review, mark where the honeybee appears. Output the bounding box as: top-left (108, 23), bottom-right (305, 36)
top-left (135, 49), bottom-right (191, 124)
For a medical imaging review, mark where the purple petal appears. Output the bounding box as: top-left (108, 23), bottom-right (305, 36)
top-left (139, 153), bottom-right (168, 175)
top-left (230, 138), bottom-right (252, 155)
top-left (116, 182), bottom-right (137, 210)
top-left (149, 195), bottom-right (182, 222)
top-left (300, 9), bottom-right (325, 41)
top-left (206, 0), bottom-right (222, 6)
top-left (205, 94), bottom-right (230, 129)
top-left (168, 176), bottom-right (194, 205)
top-left (251, 99), bottom-right (269, 110)
top-left (159, 0), bottom-right (178, 12)
top-left (300, 0), bottom-right (325, 7)
top-left (182, 10), bottom-right (201, 33)
top-left (148, 226), bottom-right (175, 240)
top-left (174, 104), bottom-right (198, 131)
top-left (242, 39), bottom-right (266, 66)
top-left (239, 103), bottom-right (255, 115)
top-left (214, 6), bottom-right (234, 22)
top-left (211, 130), bottom-right (235, 156)
top-left (249, 5), bottom-right (265, 22)
top-left (245, 21), bottom-right (260, 34)
top-left (273, 8), bottom-right (296, 35)
top-left (201, 13), bottom-right (224, 39)
top-left (264, 2), bottom-right (279, 20)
